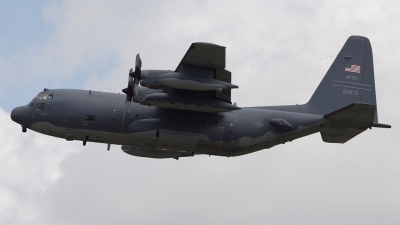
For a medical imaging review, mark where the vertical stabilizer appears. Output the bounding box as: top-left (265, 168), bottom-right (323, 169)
top-left (307, 36), bottom-right (377, 123)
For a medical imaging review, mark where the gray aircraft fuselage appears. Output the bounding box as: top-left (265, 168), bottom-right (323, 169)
top-left (11, 89), bottom-right (325, 157)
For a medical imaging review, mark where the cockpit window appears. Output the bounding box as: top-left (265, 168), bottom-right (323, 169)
top-left (36, 103), bottom-right (45, 110)
top-left (34, 92), bottom-right (54, 100)
top-left (31, 92), bottom-right (53, 105)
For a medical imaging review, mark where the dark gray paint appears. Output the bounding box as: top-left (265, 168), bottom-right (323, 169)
top-left (10, 36), bottom-right (390, 159)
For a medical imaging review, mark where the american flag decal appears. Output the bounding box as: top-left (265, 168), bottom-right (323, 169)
top-left (345, 64), bottom-right (361, 73)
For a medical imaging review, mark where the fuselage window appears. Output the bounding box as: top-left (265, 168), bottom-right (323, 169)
top-left (36, 103), bottom-right (45, 110)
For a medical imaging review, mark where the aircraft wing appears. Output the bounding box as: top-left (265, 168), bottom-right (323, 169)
top-left (173, 43), bottom-right (236, 104)
top-left (124, 43), bottom-right (240, 113)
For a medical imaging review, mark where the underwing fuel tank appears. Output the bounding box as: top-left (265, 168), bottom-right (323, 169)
top-left (158, 72), bottom-right (238, 92)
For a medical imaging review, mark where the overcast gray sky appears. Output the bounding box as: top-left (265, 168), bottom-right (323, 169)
top-left (0, 0), bottom-right (399, 224)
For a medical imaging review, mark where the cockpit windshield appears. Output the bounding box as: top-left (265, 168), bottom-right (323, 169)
top-left (34, 92), bottom-right (54, 100)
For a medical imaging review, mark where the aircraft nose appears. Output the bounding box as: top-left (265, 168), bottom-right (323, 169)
top-left (11, 105), bottom-right (31, 126)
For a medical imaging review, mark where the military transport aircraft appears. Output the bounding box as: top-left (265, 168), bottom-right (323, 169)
top-left (11, 36), bottom-right (391, 159)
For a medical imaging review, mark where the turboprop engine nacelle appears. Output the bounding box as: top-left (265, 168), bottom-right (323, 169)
top-left (139, 70), bottom-right (170, 89)
top-left (158, 72), bottom-right (238, 92)
top-left (137, 70), bottom-right (238, 92)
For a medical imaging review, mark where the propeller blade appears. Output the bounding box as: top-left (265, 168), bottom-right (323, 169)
top-left (122, 75), bottom-right (135, 115)
top-left (126, 97), bottom-right (132, 115)
top-left (128, 75), bottom-right (134, 86)
top-left (130, 54), bottom-right (142, 79)
top-left (135, 54), bottom-right (142, 71)
top-left (122, 76), bottom-right (134, 97)
top-left (134, 78), bottom-right (139, 97)
top-left (123, 55), bottom-right (143, 114)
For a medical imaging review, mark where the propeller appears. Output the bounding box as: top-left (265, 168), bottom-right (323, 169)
top-left (122, 54), bottom-right (142, 115)
top-left (122, 76), bottom-right (134, 115)
top-left (130, 54), bottom-right (142, 80)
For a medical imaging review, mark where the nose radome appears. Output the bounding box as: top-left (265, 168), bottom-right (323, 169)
top-left (11, 106), bottom-right (31, 126)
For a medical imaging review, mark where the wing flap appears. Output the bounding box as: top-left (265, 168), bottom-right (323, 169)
top-left (215, 69), bottom-right (232, 103)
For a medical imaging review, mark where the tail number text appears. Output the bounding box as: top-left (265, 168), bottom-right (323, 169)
top-left (343, 89), bottom-right (359, 95)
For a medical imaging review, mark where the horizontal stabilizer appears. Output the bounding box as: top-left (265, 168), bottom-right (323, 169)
top-left (321, 103), bottom-right (376, 143)
top-left (325, 103), bottom-right (376, 126)
top-left (321, 128), bottom-right (366, 143)
top-left (372, 123), bottom-right (391, 128)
